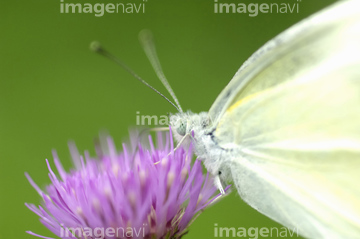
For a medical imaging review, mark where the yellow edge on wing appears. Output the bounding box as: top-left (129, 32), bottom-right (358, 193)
top-left (226, 90), bottom-right (265, 114)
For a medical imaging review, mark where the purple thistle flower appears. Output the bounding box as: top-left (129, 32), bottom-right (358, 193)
top-left (25, 129), bottom-right (226, 239)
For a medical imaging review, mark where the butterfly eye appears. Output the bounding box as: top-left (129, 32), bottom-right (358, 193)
top-left (176, 120), bottom-right (187, 136)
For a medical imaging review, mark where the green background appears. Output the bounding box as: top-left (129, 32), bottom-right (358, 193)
top-left (0, 0), bottom-right (337, 238)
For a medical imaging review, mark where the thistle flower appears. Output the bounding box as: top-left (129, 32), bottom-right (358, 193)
top-left (25, 129), bottom-right (226, 239)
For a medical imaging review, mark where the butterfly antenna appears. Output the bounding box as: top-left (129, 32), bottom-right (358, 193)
top-left (90, 41), bottom-right (180, 112)
top-left (139, 30), bottom-right (183, 113)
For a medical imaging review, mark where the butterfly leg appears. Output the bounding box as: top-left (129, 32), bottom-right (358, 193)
top-left (214, 174), bottom-right (225, 195)
top-left (154, 132), bottom-right (194, 165)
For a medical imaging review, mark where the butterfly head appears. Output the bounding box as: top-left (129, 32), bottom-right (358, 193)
top-left (169, 113), bottom-right (190, 145)
top-left (175, 118), bottom-right (187, 136)
top-left (170, 111), bottom-right (210, 140)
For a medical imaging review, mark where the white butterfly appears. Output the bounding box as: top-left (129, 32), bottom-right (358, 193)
top-left (94, 0), bottom-right (360, 238)
top-left (168, 1), bottom-right (360, 238)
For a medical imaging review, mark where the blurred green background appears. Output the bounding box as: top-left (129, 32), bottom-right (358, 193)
top-left (0, 0), bottom-right (338, 238)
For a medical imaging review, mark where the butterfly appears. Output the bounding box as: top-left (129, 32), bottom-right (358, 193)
top-left (167, 1), bottom-right (360, 238)
top-left (93, 0), bottom-right (360, 238)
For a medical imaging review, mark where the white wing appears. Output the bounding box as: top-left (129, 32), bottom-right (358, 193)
top-left (212, 0), bottom-right (360, 238)
top-left (225, 73), bottom-right (360, 238)
top-left (208, 0), bottom-right (359, 127)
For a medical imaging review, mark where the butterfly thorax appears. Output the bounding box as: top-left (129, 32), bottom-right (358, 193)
top-left (170, 111), bottom-right (233, 183)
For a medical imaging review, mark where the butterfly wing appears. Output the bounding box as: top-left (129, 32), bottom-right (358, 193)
top-left (211, 0), bottom-right (360, 238)
top-left (222, 73), bottom-right (360, 238)
top-left (208, 0), bottom-right (359, 126)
